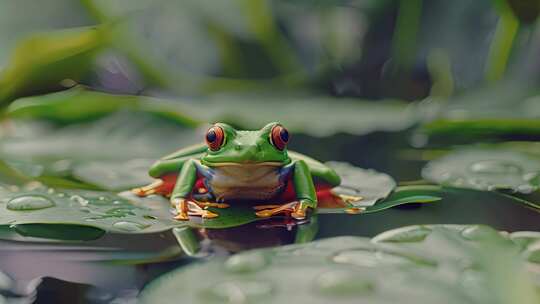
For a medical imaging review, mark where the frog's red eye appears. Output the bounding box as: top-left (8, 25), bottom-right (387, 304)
top-left (206, 126), bottom-right (225, 151)
top-left (270, 125), bottom-right (289, 150)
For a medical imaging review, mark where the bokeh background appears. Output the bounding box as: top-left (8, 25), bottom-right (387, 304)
top-left (1, 1), bottom-right (540, 302)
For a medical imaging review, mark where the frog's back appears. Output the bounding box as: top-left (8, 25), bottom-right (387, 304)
top-left (148, 143), bottom-right (207, 178)
top-left (288, 150), bottom-right (341, 187)
top-left (161, 143), bottom-right (208, 160)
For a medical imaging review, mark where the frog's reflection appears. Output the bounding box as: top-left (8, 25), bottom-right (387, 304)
top-left (178, 214), bottom-right (319, 255)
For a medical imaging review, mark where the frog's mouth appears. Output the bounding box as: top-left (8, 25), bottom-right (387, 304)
top-left (202, 161), bottom-right (284, 167)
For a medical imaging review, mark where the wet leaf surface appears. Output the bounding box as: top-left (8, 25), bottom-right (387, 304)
top-left (139, 224), bottom-right (540, 304)
top-left (0, 111), bottom-right (202, 190)
top-left (422, 148), bottom-right (540, 194)
top-left (325, 161), bottom-right (396, 207)
top-left (0, 162), bottom-right (439, 241)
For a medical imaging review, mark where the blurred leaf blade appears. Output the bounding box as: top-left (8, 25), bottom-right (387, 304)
top-left (0, 26), bottom-right (107, 105)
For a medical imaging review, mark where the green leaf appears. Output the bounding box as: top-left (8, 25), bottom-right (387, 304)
top-left (7, 89), bottom-right (424, 136)
top-left (422, 148), bottom-right (540, 194)
top-left (139, 224), bottom-right (540, 304)
top-left (0, 0), bottom-right (94, 65)
top-left (7, 87), bottom-right (200, 126)
top-left (0, 111), bottom-right (201, 190)
top-left (420, 84), bottom-right (540, 141)
top-left (0, 184), bottom-right (178, 234)
top-left (325, 161), bottom-right (396, 207)
top-left (0, 27), bottom-right (106, 105)
top-left (0, 162), bottom-right (402, 239)
top-left (363, 185), bottom-right (442, 213)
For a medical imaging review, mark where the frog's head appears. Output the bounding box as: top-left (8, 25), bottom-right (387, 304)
top-left (201, 122), bottom-right (291, 167)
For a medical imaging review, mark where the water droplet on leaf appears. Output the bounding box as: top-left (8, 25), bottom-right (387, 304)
top-left (7, 195), bottom-right (55, 211)
top-left (225, 252), bottom-right (269, 273)
top-left (469, 160), bottom-right (522, 175)
top-left (112, 221), bottom-right (148, 232)
top-left (372, 225), bottom-right (432, 243)
top-left (461, 225), bottom-right (498, 241)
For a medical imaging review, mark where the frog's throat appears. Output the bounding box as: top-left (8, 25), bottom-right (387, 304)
top-left (201, 161), bottom-right (287, 167)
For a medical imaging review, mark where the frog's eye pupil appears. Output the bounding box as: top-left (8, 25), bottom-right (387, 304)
top-left (270, 125), bottom-right (289, 151)
top-left (280, 129), bottom-right (289, 142)
top-left (206, 126), bottom-right (224, 151)
top-left (206, 130), bottom-right (216, 143)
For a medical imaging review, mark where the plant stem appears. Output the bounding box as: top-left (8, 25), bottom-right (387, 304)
top-left (391, 0), bottom-right (423, 73)
top-left (485, 10), bottom-right (519, 83)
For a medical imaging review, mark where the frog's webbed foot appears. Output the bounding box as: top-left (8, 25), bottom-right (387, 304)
top-left (172, 198), bottom-right (220, 221)
top-left (254, 201), bottom-right (310, 220)
top-left (196, 202), bottom-right (230, 209)
top-left (132, 180), bottom-right (163, 197)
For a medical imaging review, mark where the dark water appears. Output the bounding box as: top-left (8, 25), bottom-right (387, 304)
top-left (1, 131), bottom-right (539, 303)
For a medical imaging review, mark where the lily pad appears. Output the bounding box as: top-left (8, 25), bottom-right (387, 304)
top-left (326, 161), bottom-right (396, 207)
top-left (7, 89), bottom-right (425, 137)
top-left (0, 162), bottom-right (437, 240)
top-left (0, 184), bottom-right (179, 234)
top-left (139, 224), bottom-right (540, 304)
top-left (422, 148), bottom-right (540, 193)
top-left (0, 111), bottom-right (202, 190)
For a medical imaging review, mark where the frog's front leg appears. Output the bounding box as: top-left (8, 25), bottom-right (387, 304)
top-left (132, 158), bottom-right (188, 197)
top-left (170, 159), bottom-right (218, 221)
top-left (256, 160), bottom-right (316, 220)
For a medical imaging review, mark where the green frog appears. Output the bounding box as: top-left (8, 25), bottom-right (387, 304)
top-left (133, 122), bottom-right (341, 220)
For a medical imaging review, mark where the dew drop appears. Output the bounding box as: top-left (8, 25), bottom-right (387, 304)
top-left (469, 160), bottom-right (522, 175)
top-left (516, 184), bottom-right (535, 194)
top-left (333, 249), bottom-right (413, 268)
top-left (204, 280), bottom-right (272, 303)
top-left (372, 225), bottom-right (432, 243)
top-left (70, 195), bottom-right (89, 206)
top-left (315, 270), bottom-right (375, 296)
top-left (333, 249), bottom-right (378, 267)
top-left (7, 195), bottom-right (55, 211)
top-left (461, 225), bottom-right (498, 241)
top-left (225, 252), bottom-right (269, 273)
top-left (112, 221), bottom-right (148, 232)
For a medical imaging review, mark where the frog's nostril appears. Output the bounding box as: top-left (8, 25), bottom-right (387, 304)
top-left (235, 144), bottom-right (242, 150)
